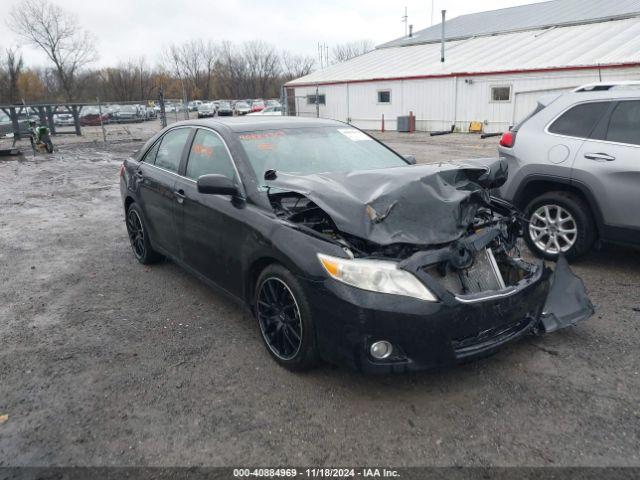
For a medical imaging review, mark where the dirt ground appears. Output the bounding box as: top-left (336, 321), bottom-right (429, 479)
top-left (0, 123), bottom-right (639, 467)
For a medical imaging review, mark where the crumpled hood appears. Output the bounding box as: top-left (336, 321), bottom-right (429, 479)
top-left (268, 158), bottom-right (508, 246)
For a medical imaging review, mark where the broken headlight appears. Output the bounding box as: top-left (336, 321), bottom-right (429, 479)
top-left (317, 253), bottom-right (437, 302)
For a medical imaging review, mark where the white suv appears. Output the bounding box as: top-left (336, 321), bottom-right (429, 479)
top-left (498, 82), bottom-right (640, 259)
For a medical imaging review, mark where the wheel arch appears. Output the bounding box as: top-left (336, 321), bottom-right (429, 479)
top-left (124, 195), bottom-right (135, 211)
top-left (513, 175), bottom-right (604, 233)
top-left (245, 256), bottom-right (282, 307)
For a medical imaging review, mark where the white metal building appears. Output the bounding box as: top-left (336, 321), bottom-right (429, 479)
top-left (285, 0), bottom-right (640, 133)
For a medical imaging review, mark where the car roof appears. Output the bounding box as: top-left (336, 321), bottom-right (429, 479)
top-left (172, 116), bottom-right (344, 132)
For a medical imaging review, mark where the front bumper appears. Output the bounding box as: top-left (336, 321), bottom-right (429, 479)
top-left (300, 259), bottom-right (592, 373)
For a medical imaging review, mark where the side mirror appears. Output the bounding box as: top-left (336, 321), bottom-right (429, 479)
top-left (197, 174), bottom-right (238, 196)
top-left (403, 154), bottom-right (417, 165)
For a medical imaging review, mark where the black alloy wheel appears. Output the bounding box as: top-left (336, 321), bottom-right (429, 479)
top-left (257, 277), bottom-right (303, 360)
top-left (254, 264), bottom-right (320, 371)
top-left (126, 208), bottom-right (146, 260)
top-left (125, 204), bottom-right (162, 265)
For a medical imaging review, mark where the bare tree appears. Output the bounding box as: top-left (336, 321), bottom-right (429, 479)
top-left (243, 41), bottom-right (281, 98)
top-left (4, 48), bottom-right (24, 103)
top-left (331, 40), bottom-right (374, 64)
top-left (281, 51), bottom-right (315, 80)
top-left (9, 0), bottom-right (97, 101)
top-left (215, 41), bottom-right (245, 99)
top-left (200, 40), bottom-right (217, 100)
top-left (163, 44), bottom-right (190, 115)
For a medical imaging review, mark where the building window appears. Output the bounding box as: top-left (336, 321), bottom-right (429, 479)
top-left (377, 90), bottom-right (391, 104)
top-left (307, 94), bottom-right (326, 105)
top-left (491, 86), bottom-right (512, 102)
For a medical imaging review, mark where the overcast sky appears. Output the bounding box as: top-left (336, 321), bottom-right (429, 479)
top-left (1, 0), bottom-right (548, 68)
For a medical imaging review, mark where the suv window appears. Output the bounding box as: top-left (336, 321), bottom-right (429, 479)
top-left (155, 128), bottom-right (191, 173)
top-left (606, 101), bottom-right (640, 146)
top-left (548, 102), bottom-right (610, 138)
top-left (185, 129), bottom-right (236, 181)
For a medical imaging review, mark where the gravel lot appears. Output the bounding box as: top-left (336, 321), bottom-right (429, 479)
top-left (0, 123), bottom-right (639, 467)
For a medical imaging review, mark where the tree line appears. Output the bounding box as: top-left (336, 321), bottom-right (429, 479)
top-left (0, 0), bottom-right (373, 105)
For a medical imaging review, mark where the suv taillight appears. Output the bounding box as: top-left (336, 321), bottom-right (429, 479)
top-left (119, 163), bottom-right (125, 177)
top-left (499, 131), bottom-right (515, 148)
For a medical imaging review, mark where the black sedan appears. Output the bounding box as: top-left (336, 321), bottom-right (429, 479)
top-left (119, 117), bottom-right (593, 373)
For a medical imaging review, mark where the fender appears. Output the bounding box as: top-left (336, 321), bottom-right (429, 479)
top-left (512, 174), bottom-right (605, 231)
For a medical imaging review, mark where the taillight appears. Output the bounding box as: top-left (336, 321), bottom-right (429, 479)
top-left (499, 131), bottom-right (515, 148)
top-left (119, 163), bottom-right (125, 177)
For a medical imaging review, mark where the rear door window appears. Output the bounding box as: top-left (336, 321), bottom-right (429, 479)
top-left (605, 101), bottom-right (640, 146)
top-left (185, 129), bottom-right (236, 181)
top-left (548, 102), bottom-right (610, 139)
top-left (154, 128), bottom-right (191, 173)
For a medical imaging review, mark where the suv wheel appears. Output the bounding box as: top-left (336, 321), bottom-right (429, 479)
top-left (524, 191), bottom-right (596, 260)
top-left (255, 264), bottom-right (320, 371)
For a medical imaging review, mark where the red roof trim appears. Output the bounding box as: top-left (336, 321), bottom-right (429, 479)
top-left (285, 62), bottom-right (640, 88)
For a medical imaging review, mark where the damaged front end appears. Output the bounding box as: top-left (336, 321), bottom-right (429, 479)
top-left (266, 159), bottom-right (593, 347)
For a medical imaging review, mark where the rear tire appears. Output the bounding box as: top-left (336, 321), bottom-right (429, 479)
top-left (255, 264), bottom-right (320, 371)
top-left (524, 191), bottom-right (596, 260)
top-left (42, 135), bottom-right (54, 153)
top-left (125, 203), bottom-right (162, 264)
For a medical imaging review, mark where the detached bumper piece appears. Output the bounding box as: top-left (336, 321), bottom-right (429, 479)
top-left (539, 256), bottom-right (594, 333)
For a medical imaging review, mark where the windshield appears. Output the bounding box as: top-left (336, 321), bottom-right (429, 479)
top-left (121, 105), bottom-right (136, 112)
top-left (236, 102), bottom-right (249, 108)
top-left (237, 126), bottom-right (408, 179)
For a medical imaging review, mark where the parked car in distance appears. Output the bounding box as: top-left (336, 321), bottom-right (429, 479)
top-left (498, 81), bottom-right (640, 260)
top-left (120, 117), bottom-right (593, 373)
top-left (234, 101), bottom-right (251, 115)
top-left (54, 113), bottom-right (75, 127)
top-left (197, 102), bottom-right (216, 118)
top-left (266, 99), bottom-right (281, 108)
top-left (115, 105), bottom-right (144, 123)
top-left (247, 106), bottom-right (283, 116)
top-left (250, 100), bottom-right (265, 113)
top-left (188, 100), bottom-right (203, 112)
top-left (215, 101), bottom-right (233, 116)
top-left (80, 107), bottom-right (109, 126)
top-left (145, 106), bottom-right (157, 120)
top-left (0, 111), bottom-right (29, 137)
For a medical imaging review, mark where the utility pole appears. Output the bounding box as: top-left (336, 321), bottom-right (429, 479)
top-left (318, 42), bottom-right (329, 68)
top-left (402, 6), bottom-right (408, 36)
top-left (441, 10), bottom-right (446, 62)
top-left (430, 0), bottom-right (435, 25)
top-left (139, 58), bottom-right (144, 102)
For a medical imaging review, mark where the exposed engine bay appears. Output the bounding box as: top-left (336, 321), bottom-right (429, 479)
top-left (265, 160), bottom-right (539, 298)
top-left (268, 189), bottom-right (534, 297)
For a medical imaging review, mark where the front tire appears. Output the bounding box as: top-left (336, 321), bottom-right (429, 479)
top-left (255, 264), bottom-right (320, 371)
top-left (524, 191), bottom-right (596, 260)
top-left (125, 203), bottom-right (162, 264)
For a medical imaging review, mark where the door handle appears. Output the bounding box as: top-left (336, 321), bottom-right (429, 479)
top-left (584, 152), bottom-right (615, 161)
top-left (174, 189), bottom-right (186, 204)
top-left (134, 170), bottom-right (144, 179)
